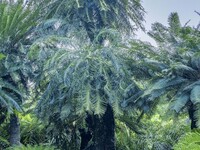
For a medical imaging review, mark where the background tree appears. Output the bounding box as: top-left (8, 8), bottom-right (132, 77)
top-left (0, 0), bottom-right (41, 146)
top-left (140, 12), bottom-right (200, 129)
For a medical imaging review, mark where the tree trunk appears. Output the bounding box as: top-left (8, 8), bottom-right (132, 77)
top-left (188, 103), bottom-right (198, 129)
top-left (80, 104), bottom-right (115, 150)
top-left (9, 114), bottom-right (21, 146)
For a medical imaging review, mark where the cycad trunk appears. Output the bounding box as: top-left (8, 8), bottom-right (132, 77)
top-left (9, 114), bottom-right (21, 146)
top-left (188, 103), bottom-right (198, 129)
top-left (80, 104), bottom-right (115, 150)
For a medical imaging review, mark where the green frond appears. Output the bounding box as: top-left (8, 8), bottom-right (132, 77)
top-left (112, 98), bottom-right (123, 116)
top-left (142, 77), bottom-right (186, 98)
top-left (170, 94), bottom-right (189, 113)
top-left (84, 85), bottom-right (92, 112)
top-left (190, 85), bottom-right (200, 105)
top-left (168, 12), bottom-right (181, 35)
top-left (171, 62), bottom-right (198, 79)
top-left (0, 90), bottom-right (22, 112)
top-left (0, 1), bottom-right (40, 50)
top-left (60, 104), bottom-right (71, 121)
top-left (173, 132), bottom-right (200, 150)
top-left (44, 0), bottom-right (145, 38)
top-left (182, 80), bottom-right (200, 93)
top-left (148, 22), bottom-right (168, 43)
top-left (191, 54), bottom-right (200, 71)
top-left (94, 92), bottom-right (106, 115)
top-left (35, 32), bottom-right (140, 121)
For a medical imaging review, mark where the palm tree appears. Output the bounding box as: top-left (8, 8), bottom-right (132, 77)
top-left (140, 12), bottom-right (200, 129)
top-left (0, 0), bottom-right (40, 146)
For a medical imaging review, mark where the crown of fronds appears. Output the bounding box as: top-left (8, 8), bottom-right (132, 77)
top-left (0, 1), bottom-right (40, 113)
top-left (31, 29), bottom-right (144, 123)
top-left (43, 0), bottom-right (145, 36)
top-left (140, 13), bottom-right (200, 124)
top-left (0, 1), bottom-right (40, 52)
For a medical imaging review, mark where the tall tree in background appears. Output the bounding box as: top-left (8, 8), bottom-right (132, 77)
top-left (0, 0), bottom-right (40, 146)
top-left (141, 12), bottom-right (200, 129)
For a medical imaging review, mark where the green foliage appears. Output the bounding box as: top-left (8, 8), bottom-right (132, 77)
top-left (174, 132), bottom-right (200, 150)
top-left (0, 0), bottom-right (40, 49)
top-left (1, 1), bottom-right (197, 149)
top-left (140, 12), bottom-right (200, 126)
top-left (7, 144), bottom-right (57, 150)
top-left (0, 0), bottom-right (41, 114)
top-left (33, 29), bottom-right (142, 122)
top-left (116, 119), bottom-right (137, 150)
top-left (44, 0), bottom-right (145, 36)
top-left (0, 127), bottom-right (9, 149)
top-left (19, 114), bottom-right (47, 145)
top-left (116, 102), bottom-right (189, 150)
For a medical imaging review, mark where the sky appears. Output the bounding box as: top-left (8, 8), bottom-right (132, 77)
top-left (136, 0), bottom-right (200, 46)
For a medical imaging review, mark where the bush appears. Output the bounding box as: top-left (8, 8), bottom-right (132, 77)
top-left (173, 131), bottom-right (200, 150)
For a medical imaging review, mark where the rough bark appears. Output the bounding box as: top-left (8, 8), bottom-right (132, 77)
top-left (188, 103), bottom-right (198, 129)
top-left (9, 114), bottom-right (21, 146)
top-left (80, 104), bottom-right (115, 150)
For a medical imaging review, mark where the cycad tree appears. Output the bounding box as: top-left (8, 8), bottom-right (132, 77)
top-left (32, 28), bottom-right (145, 149)
top-left (0, 0), bottom-right (40, 146)
top-left (141, 12), bottom-right (200, 129)
top-left (31, 0), bottom-right (145, 149)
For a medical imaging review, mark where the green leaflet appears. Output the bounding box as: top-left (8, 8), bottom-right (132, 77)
top-left (60, 104), bottom-right (71, 120)
top-left (142, 78), bottom-right (171, 97)
top-left (0, 135), bottom-right (9, 145)
top-left (0, 53), bottom-right (5, 60)
top-left (191, 54), bottom-right (200, 71)
top-left (168, 12), bottom-right (181, 36)
top-left (0, 90), bottom-right (22, 112)
top-left (190, 85), bottom-right (200, 104)
top-left (85, 85), bottom-right (92, 112)
top-left (143, 77), bottom-right (186, 98)
top-left (172, 63), bottom-right (198, 79)
top-left (171, 94), bottom-right (189, 113)
top-left (94, 91), bottom-right (106, 115)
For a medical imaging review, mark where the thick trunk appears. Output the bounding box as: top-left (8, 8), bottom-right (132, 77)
top-left (9, 114), bottom-right (21, 146)
top-left (80, 104), bottom-right (115, 150)
top-left (101, 104), bottom-right (115, 150)
top-left (188, 103), bottom-right (198, 129)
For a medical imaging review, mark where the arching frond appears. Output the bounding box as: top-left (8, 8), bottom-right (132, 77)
top-left (168, 12), bottom-right (181, 36)
top-left (33, 30), bottom-right (144, 122)
top-left (41, 0), bottom-right (145, 42)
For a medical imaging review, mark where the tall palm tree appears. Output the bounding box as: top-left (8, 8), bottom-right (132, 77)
top-left (0, 0), bottom-right (40, 146)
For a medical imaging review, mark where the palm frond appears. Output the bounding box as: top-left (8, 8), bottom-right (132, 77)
top-left (168, 12), bottom-right (181, 36)
top-left (190, 85), bottom-right (200, 105)
top-left (170, 93), bottom-right (189, 113)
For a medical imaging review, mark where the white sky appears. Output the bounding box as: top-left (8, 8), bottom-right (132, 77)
top-left (136, 0), bottom-right (200, 46)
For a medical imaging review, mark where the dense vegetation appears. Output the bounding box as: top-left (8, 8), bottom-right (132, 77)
top-left (0, 0), bottom-right (199, 150)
